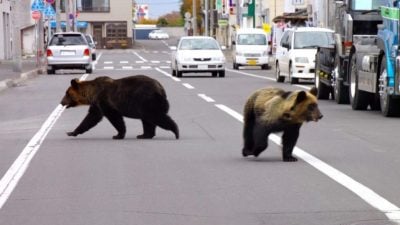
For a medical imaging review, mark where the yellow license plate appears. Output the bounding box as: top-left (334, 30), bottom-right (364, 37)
top-left (247, 60), bottom-right (257, 65)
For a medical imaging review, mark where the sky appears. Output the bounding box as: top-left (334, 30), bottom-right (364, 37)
top-left (136, 0), bottom-right (181, 19)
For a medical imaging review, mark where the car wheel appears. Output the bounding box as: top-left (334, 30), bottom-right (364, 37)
top-left (47, 68), bottom-right (55, 75)
top-left (212, 71), bottom-right (218, 77)
top-left (275, 62), bottom-right (284, 83)
top-left (349, 53), bottom-right (368, 110)
top-left (219, 70), bottom-right (225, 77)
top-left (261, 64), bottom-right (269, 70)
top-left (289, 63), bottom-right (298, 84)
top-left (177, 70), bottom-right (182, 77)
top-left (379, 56), bottom-right (400, 116)
top-left (86, 67), bottom-right (93, 74)
top-left (172, 69), bottom-right (176, 76)
top-left (233, 62), bottom-right (239, 70)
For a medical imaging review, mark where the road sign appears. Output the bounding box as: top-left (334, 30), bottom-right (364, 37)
top-left (32, 10), bottom-right (41, 20)
top-left (44, 4), bottom-right (56, 18)
top-left (31, 0), bottom-right (45, 11)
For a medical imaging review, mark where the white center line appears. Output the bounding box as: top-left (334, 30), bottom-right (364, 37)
top-left (0, 74), bottom-right (90, 210)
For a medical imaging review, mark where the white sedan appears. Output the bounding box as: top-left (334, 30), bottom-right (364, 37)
top-left (148, 30), bottom-right (169, 40)
top-left (170, 36), bottom-right (226, 77)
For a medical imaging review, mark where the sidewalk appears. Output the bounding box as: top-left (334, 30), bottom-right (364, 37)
top-left (0, 58), bottom-right (43, 92)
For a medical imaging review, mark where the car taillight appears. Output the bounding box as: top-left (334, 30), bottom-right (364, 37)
top-left (84, 48), bottom-right (90, 56)
top-left (46, 49), bottom-right (53, 57)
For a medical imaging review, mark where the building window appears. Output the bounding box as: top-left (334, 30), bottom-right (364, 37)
top-left (106, 22), bottom-right (127, 38)
top-left (58, 0), bottom-right (110, 12)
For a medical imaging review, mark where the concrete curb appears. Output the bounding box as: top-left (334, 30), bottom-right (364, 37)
top-left (0, 68), bottom-right (44, 92)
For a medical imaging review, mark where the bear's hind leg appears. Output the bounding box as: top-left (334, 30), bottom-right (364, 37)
top-left (281, 124), bottom-right (301, 162)
top-left (252, 123), bottom-right (269, 157)
top-left (151, 114), bottom-right (179, 139)
top-left (137, 120), bottom-right (156, 139)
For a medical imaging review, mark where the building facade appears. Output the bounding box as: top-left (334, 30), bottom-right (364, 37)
top-left (56, 0), bottom-right (133, 48)
top-left (0, 0), bottom-right (12, 60)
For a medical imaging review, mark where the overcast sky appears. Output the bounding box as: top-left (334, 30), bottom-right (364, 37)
top-left (136, 0), bottom-right (181, 19)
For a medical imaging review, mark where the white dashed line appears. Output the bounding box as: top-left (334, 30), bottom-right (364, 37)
top-left (198, 94), bottom-right (215, 102)
top-left (182, 83), bottom-right (195, 89)
top-left (120, 61), bottom-right (129, 64)
top-left (122, 66), bottom-right (133, 70)
top-left (104, 66), bottom-right (114, 70)
top-left (104, 61), bottom-right (113, 64)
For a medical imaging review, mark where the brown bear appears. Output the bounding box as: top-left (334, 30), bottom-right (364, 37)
top-left (60, 75), bottom-right (179, 140)
top-left (242, 87), bottom-right (322, 162)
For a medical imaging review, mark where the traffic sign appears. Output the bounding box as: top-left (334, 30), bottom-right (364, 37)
top-left (44, 4), bottom-right (56, 18)
top-left (31, 0), bottom-right (45, 12)
top-left (32, 10), bottom-right (41, 20)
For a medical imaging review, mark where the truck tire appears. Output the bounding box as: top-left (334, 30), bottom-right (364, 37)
top-left (349, 53), bottom-right (369, 110)
top-left (379, 57), bottom-right (400, 116)
top-left (333, 56), bottom-right (349, 104)
top-left (315, 57), bottom-right (330, 99)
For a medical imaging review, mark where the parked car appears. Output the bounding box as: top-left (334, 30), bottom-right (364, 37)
top-left (148, 30), bottom-right (169, 40)
top-left (46, 32), bottom-right (93, 74)
top-left (170, 36), bottom-right (226, 77)
top-left (232, 28), bottom-right (270, 70)
top-left (275, 27), bottom-right (334, 84)
top-left (85, 34), bottom-right (97, 60)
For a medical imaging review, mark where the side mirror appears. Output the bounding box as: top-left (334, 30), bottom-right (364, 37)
top-left (170, 46), bottom-right (177, 51)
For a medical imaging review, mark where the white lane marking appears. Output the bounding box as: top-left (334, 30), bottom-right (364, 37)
top-left (133, 52), bottom-right (148, 62)
top-left (226, 68), bottom-right (311, 90)
top-left (104, 61), bottom-right (113, 64)
top-left (104, 66), bottom-right (114, 70)
top-left (0, 74), bottom-right (89, 210)
top-left (214, 103), bottom-right (400, 222)
top-left (198, 94), bottom-right (215, 103)
top-left (182, 83), bottom-right (195, 89)
top-left (120, 61), bottom-right (128, 64)
top-left (141, 66), bottom-right (151, 69)
top-left (151, 61), bottom-right (160, 64)
top-left (160, 66), bottom-right (170, 69)
top-left (136, 61), bottom-right (145, 64)
top-left (165, 61), bottom-right (171, 64)
top-left (92, 52), bottom-right (102, 70)
top-left (155, 68), bottom-right (181, 82)
top-left (122, 66), bottom-right (133, 70)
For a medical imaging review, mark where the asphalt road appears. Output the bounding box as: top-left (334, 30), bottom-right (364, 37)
top-left (0, 38), bottom-right (399, 225)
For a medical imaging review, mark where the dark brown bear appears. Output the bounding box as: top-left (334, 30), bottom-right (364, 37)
top-left (61, 75), bottom-right (179, 140)
top-left (242, 87), bottom-right (322, 162)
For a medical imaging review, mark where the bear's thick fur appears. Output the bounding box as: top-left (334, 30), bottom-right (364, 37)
top-left (242, 87), bottom-right (322, 162)
top-left (61, 75), bottom-right (179, 140)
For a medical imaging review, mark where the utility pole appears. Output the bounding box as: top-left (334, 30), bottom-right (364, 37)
top-left (65, 0), bottom-right (70, 31)
top-left (11, 0), bottom-right (22, 72)
top-left (55, 0), bottom-right (61, 32)
top-left (205, 0), bottom-right (208, 36)
top-left (193, 0), bottom-right (197, 35)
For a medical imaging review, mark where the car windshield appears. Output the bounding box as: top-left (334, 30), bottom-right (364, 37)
top-left (294, 31), bottom-right (334, 49)
top-left (237, 34), bottom-right (266, 45)
top-left (50, 34), bottom-right (87, 46)
top-left (351, 0), bottom-right (386, 10)
top-left (85, 35), bottom-right (93, 44)
top-left (179, 38), bottom-right (219, 50)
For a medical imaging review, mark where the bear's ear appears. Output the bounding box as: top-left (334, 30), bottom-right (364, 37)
top-left (70, 79), bottom-right (80, 90)
top-left (309, 87), bottom-right (318, 97)
top-left (295, 91), bottom-right (307, 105)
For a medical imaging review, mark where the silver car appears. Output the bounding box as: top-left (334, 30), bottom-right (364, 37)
top-left (46, 32), bottom-right (93, 74)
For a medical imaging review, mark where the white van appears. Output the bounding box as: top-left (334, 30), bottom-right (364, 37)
top-left (232, 28), bottom-right (270, 70)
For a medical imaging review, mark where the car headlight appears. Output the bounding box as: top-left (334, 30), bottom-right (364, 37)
top-left (295, 57), bottom-right (309, 63)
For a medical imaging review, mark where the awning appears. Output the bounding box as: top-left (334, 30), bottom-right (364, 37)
top-left (50, 21), bottom-right (88, 29)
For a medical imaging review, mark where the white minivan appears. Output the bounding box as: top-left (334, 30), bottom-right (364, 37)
top-left (232, 28), bottom-right (270, 70)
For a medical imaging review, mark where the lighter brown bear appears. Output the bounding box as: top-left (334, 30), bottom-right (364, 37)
top-left (242, 87), bottom-right (322, 162)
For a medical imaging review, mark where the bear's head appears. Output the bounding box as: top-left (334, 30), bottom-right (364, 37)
top-left (282, 87), bottom-right (323, 123)
top-left (60, 79), bottom-right (91, 108)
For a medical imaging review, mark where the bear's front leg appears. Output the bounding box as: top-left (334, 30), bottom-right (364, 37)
top-left (102, 107), bottom-right (126, 139)
top-left (67, 105), bottom-right (103, 137)
top-left (281, 124), bottom-right (301, 162)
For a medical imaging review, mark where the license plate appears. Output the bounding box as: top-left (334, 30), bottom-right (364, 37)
top-left (61, 50), bottom-right (76, 56)
top-left (247, 60), bottom-right (257, 65)
top-left (198, 65), bottom-right (208, 69)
